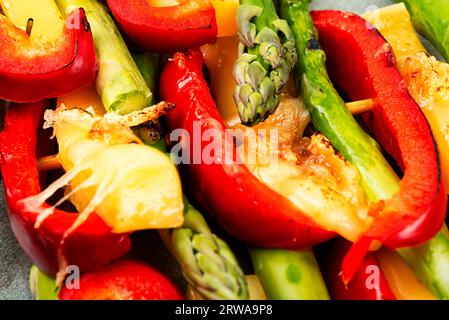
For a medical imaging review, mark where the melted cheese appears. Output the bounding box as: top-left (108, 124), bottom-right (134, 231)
top-left (27, 87), bottom-right (185, 233)
top-left (202, 35), bottom-right (371, 242)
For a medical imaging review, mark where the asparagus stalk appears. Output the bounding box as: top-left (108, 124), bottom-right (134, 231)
top-left (233, 0), bottom-right (297, 126)
top-left (280, 0), bottom-right (449, 300)
top-left (133, 53), bottom-right (160, 95)
top-left (131, 52), bottom-right (165, 147)
top-left (55, 0), bottom-right (153, 115)
top-left (399, 0), bottom-right (449, 63)
top-left (29, 265), bottom-right (58, 300)
top-left (250, 248), bottom-right (330, 300)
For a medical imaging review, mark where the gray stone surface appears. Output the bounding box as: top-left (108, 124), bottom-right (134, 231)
top-left (310, 0), bottom-right (393, 12)
top-left (0, 181), bottom-right (32, 300)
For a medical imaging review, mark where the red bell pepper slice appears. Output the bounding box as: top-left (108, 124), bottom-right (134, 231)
top-left (59, 260), bottom-right (183, 300)
top-left (317, 239), bottom-right (396, 300)
top-left (106, 0), bottom-right (217, 53)
top-left (0, 101), bottom-right (130, 276)
top-left (311, 10), bottom-right (447, 282)
top-left (160, 49), bottom-right (334, 249)
top-left (0, 8), bottom-right (98, 103)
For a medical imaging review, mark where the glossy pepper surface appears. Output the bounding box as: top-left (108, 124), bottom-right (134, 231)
top-left (0, 9), bottom-right (98, 103)
top-left (160, 49), bottom-right (334, 249)
top-left (59, 260), bottom-right (183, 300)
top-left (0, 101), bottom-right (130, 276)
top-left (311, 10), bottom-right (447, 281)
top-left (106, 0), bottom-right (217, 53)
top-left (318, 239), bottom-right (396, 300)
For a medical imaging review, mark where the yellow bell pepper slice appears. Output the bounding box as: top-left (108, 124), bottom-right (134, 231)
top-left (376, 248), bottom-right (436, 300)
top-left (201, 36), bottom-right (240, 119)
top-left (211, 0), bottom-right (238, 37)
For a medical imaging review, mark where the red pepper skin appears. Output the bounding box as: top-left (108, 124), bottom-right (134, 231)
top-left (0, 9), bottom-right (98, 103)
top-left (160, 50), bottom-right (334, 249)
top-left (0, 101), bottom-right (130, 277)
top-left (106, 0), bottom-right (217, 53)
top-left (317, 239), bottom-right (396, 300)
top-left (311, 11), bottom-right (447, 281)
top-left (59, 260), bottom-right (183, 300)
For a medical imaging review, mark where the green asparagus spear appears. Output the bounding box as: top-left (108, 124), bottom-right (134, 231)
top-left (281, 0), bottom-right (449, 300)
top-left (399, 0), bottom-right (449, 62)
top-left (233, 0), bottom-right (297, 126)
top-left (169, 202), bottom-right (249, 300)
top-left (280, 0), bottom-right (399, 201)
top-left (55, 0), bottom-right (153, 115)
top-left (133, 53), bottom-right (160, 95)
top-left (250, 248), bottom-right (329, 300)
top-left (29, 265), bottom-right (58, 300)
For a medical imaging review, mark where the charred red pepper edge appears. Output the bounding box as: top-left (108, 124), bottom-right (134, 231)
top-left (0, 101), bottom-right (130, 276)
top-left (0, 8), bottom-right (98, 103)
top-left (160, 49), bottom-right (334, 249)
top-left (311, 10), bottom-right (447, 282)
top-left (107, 0), bottom-right (217, 53)
top-left (317, 239), bottom-right (396, 300)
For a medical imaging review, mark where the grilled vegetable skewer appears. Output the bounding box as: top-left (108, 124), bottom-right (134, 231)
top-left (202, 37), bottom-right (331, 300)
top-left (133, 53), bottom-right (249, 300)
top-left (313, 8), bottom-right (446, 296)
top-left (280, 0), bottom-right (398, 200)
top-left (281, 0), bottom-right (448, 300)
top-left (33, 150), bottom-right (250, 300)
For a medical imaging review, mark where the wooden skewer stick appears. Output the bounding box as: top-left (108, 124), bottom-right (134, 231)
top-left (37, 155), bottom-right (62, 171)
top-left (226, 98), bottom-right (374, 126)
top-left (346, 98), bottom-right (373, 115)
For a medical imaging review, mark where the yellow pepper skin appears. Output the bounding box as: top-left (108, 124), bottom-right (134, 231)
top-left (211, 0), bottom-right (238, 37)
top-left (376, 248), bottom-right (436, 300)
